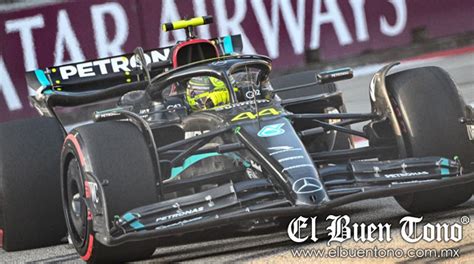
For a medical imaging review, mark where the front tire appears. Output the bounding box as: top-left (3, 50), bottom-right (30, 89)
top-left (387, 67), bottom-right (474, 213)
top-left (62, 121), bottom-right (158, 263)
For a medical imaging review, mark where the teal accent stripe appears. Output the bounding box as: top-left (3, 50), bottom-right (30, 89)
top-left (440, 158), bottom-right (450, 177)
top-left (122, 212), bottom-right (144, 230)
top-left (440, 158), bottom-right (450, 167)
top-left (171, 152), bottom-right (221, 178)
top-left (123, 213), bottom-right (133, 221)
top-left (441, 167), bottom-right (450, 176)
top-left (130, 221), bottom-right (145, 229)
top-left (34, 69), bottom-right (51, 86)
top-left (223, 36), bottom-right (234, 54)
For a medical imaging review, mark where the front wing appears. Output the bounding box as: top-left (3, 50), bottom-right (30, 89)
top-left (89, 156), bottom-right (474, 246)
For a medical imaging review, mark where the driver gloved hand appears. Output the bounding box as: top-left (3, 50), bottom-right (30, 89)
top-left (204, 90), bottom-right (230, 108)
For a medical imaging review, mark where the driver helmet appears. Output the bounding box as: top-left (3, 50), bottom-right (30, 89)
top-left (185, 76), bottom-right (230, 110)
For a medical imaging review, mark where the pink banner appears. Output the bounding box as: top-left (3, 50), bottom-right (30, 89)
top-left (138, 0), bottom-right (474, 65)
top-left (0, 0), bottom-right (142, 121)
top-left (1, 0), bottom-right (473, 122)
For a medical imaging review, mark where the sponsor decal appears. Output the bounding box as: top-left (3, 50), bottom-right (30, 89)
top-left (268, 146), bottom-right (302, 156)
top-left (385, 171), bottom-right (429, 178)
top-left (185, 130), bottom-right (210, 139)
top-left (214, 99), bottom-right (269, 111)
top-left (245, 89), bottom-right (261, 100)
top-left (257, 123), bottom-right (285, 137)
top-left (292, 177), bottom-right (323, 194)
top-left (156, 216), bottom-right (203, 230)
top-left (58, 48), bottom-right (171, 80)
top-left (391, 180), bottom-right (436, 185)
top-left (231, 107), bottom-right (280, 122)
top-left (278, 155), bottom-right (304, 163)
top-left (155, 206), bottom-right (204, 223)
top-left (96, 109), bottom-right (122, 119)
top-left (287, 215), bottom-right (468, 244)
top-left (282, 164), bottom-right (313, 172)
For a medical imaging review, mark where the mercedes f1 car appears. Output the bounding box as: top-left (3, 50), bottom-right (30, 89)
top-left (1, 16), bottom-right (473, 263)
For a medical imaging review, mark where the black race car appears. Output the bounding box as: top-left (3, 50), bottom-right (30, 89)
top-left (1, 16), bottom-right (473, 263)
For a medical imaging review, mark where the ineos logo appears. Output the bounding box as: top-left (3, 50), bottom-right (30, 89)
top-left (292, 178), bottom-right (322, 194)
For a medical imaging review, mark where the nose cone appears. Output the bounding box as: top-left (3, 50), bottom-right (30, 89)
top-left (238, 118), bottom-right (328, 205)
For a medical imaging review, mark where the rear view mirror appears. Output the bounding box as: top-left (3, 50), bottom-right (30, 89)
top-left (317, 67), bottom-right (353, 84)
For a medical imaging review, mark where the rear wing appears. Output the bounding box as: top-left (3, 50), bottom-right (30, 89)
top-left (26, 35), bottom-right (243, 93)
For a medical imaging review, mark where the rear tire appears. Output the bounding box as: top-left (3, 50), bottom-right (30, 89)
top-left (387, 67), bottom-right (474, 214)
top-left (62, 121), bottom-right (158, 263)
top-left (0, 117), bottom-right (66, 251)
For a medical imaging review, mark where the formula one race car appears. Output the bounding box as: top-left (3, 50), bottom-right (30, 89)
top-left (1, 16), bottom-right (473, 262)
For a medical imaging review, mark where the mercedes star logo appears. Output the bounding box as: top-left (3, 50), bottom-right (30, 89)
top-left (292, 177), bottom-right (322, 194)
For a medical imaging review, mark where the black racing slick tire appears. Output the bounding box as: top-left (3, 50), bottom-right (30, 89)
top-left (387, 66), bottom-right (474, 214)
top-left (0, 117), bottom-right (66, 251)
top-left (61, 121), bottom-right (158, 263)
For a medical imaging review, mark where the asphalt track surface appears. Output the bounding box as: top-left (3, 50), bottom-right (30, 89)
top-left (1, 49), bottom-right (473, 263)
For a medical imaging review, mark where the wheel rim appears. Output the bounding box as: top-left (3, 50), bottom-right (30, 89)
top-left (65, 158), bottom-right (88, 247)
